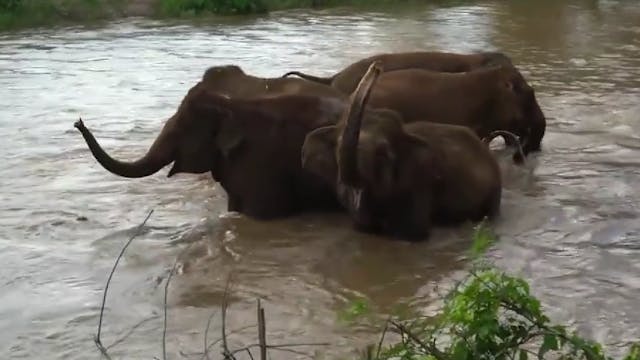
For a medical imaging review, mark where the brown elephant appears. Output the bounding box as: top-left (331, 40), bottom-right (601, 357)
top-left (283, 51), bottom-right (545, 156)
top-left (74, 81), bottom-right (349, 220)
top-left (360, 64), bottom-right (545, 160)
top-left (202, 64), bottom-right (345, 99)
top-left (301, 62), bottom-right (504, 239)
top-left (282, 51), bottom-right (514, 94)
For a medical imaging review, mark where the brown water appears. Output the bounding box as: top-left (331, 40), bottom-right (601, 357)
top-left (1, 1), bottom-right (640, 359)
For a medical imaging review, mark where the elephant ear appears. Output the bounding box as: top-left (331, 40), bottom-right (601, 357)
top-left (216, 117), bottom-right (245, 159)
top-left (301, 125), bottom-right (338, 184)
top-left (188, 88), bottom-right (245, 159)
top-left (404, 134), bottom-right (442, 182)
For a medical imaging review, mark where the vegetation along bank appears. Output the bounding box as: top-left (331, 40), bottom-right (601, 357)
top-left (1, 0), bottom-right (435, 31)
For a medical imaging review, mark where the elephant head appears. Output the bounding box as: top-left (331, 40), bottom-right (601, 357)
top-left (472, 63), bottom-right (545, 160)
top-left (74, 81), bottom-right (243, 180)
top-left (302, 62), bottom-right (441, 237)
top-left (492, 64), bottom-right (546, 157)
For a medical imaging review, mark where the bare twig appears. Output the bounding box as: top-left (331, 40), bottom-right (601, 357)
top-left (390, 320), bottom-right (447, 360)
top-left (257, 299), bottom-right (267, 360)
top-left (230, 341), bottom-right (331, 358)
top-left (162, 242), bottom-right (195, 360)
top-left (106, 314), bottom-right (160, 350)
top-left (264, 343), bottom-right (331, 349)
top-left (244, 348), bottom-right (256, 360)
top-left (221, 273), bottom-right (235, 360)
top-left (375, 317), bottom-right (391, 359)
top-left (203, 311), bottom-right (217, 360)
top-left (94, 209), bottom-right (154, 359)
top-left (204, 324), bottom-right (258, 357)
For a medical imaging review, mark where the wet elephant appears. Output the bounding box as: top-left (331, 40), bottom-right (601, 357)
top-left (283, 51), bottom-right (545, 156)
top-left (74, 80), bottom-right (349, 220)
top-left (362, 64), bottom-right (545, 160)
top-left (282, 51), bottom-right (514, 94)
top-left (301, 62), bottom-right (503, 239)
top-left (202, 64), bottom-right (345, 99)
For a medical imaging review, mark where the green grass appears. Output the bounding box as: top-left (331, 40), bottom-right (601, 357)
top-left (0, 0), bottom-right (127, 31)
top-left (153, 0), bottom-right (480, 17)
top-left (155, 0), bottom-right (268, 16)
top-left (0, 0), bottom-right (482, 30)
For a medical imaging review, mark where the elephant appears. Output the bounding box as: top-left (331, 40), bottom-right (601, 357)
top-left (282, 51), bottom-right (514, 95)
top-left (301, 61), bottom-right (504, 239)
top-left (358, 64), bottom-right (545, 161)
top-left (283, 51), bottom-right (545, 158)
top-left (202, 64), bottom-right (345, 99)
top-left (74, 80), bottom-right (350, 220)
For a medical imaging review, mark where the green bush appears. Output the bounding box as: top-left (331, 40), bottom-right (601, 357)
top-left (0, 0), bottom-right (122, 30)
top-left (157, 0), bottom-right (268, 16)
top-left (342, 223), bottom-right (640, 360)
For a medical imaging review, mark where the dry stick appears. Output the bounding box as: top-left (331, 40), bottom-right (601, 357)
top-left (257, 299), bottom-right (267, 360)
top-left (94, 209), bottom-right (154, 360)
top-left (221, 273), bottom-right (235, 360)
top-left (203, 311), bottom-right (218, 360)
top-left (244, 348), bottom-right (256, 360)
top-left (230, 344), bottom-right (323, 360)
top-left (202, 324), bottom-right (258, 358)
top-left (162, 242), bottom-right (195, 360)
top-left (375, 318), bottom-right (391, 359)
top-left (106, 314), bottom-right (160, 350)
top-left (390, 320), bottom-right (447, 360)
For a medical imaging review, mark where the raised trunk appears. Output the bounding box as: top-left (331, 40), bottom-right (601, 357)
top-left (337, 61), bottom-right (383, 187)
top-left (74, 118), bottom-right (173, 178)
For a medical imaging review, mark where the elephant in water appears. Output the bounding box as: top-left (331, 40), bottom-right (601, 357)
top-left (301, 62), bottom-right (505, 239)
top-left (202, 64), bottom-right (345, 99)
top-left (74, 77), bottom-right (352, 220)
top-left (283, 51), bottom-right (546, 157)
top-left (361, 64), bottom-right (545, 160)
top-left (282, 51), bottom-right (514, 94)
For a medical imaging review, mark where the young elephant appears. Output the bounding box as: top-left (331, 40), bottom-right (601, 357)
top-left (202, 64), bottom-right (345, 99)
top-left (301, 62), bottom-right (503, 239)
top-left (74, 81), bottom-right (348, 220)
top-left (363, 65), bottom-right (545, 160)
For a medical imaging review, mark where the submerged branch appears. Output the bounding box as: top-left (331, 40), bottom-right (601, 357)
top-left (94, 209), bottom-right (154, 360)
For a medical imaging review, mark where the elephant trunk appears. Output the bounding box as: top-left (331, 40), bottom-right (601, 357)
top-left (74, 118), bottom-right (174, 178)
top-left (523, 98), bottom-right (546, 154)
top-left (337, 61), bottom-right (383, 187)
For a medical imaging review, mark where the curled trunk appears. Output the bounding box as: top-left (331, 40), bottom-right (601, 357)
top-left (74, 118), bottom-right (173, 178)
top-left (337, 61), bottom-right (384, 187)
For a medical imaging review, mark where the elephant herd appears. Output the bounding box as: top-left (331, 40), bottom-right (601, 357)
top-left (74, 50), bottom-right (546, 240)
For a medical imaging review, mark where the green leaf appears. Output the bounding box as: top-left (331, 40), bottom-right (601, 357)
top-left (538, 333), bottom-right (559, 359)
top-left (451, 341), bottom-right (469, 360)
top-left (337, 297), bottom-right (371, 323)
top-left (520, 349), bottom-right (529, 360)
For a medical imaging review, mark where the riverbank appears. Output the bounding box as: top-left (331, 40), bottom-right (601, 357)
top-left (0, 0), bottom-right (448, 31)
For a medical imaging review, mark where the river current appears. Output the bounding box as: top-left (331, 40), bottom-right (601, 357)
top-left (1, 1), bottom-right (639, 359)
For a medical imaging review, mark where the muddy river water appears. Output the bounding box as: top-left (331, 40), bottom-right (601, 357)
top-left (1, 1), bottom-right (640, 359)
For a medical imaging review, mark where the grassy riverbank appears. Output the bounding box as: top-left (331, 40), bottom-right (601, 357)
top-left (0, 0), bottom-right (469, 31)
top-left (0, 0), bottom-right (130, 30)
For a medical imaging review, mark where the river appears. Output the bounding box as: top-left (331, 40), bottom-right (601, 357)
top-left (1, 1), bottom-right (639, 359)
